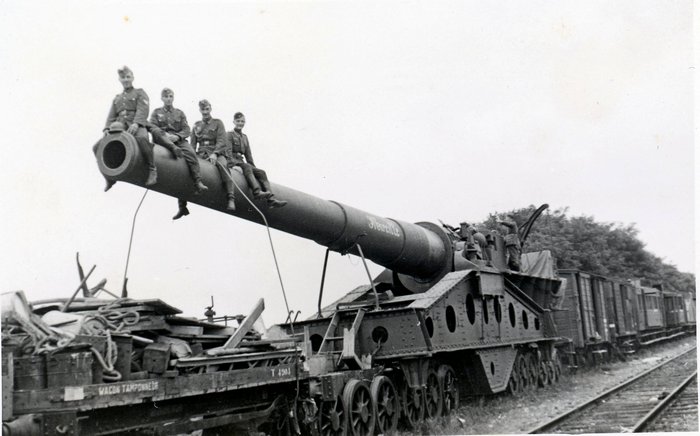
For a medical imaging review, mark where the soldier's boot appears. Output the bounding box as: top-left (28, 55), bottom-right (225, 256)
top-left (226, 196), bottom-right (236, 211)
top-left (173, 206), bottom-right (190, 220)
top-left (194, 179), bottom-right (208, 195)
top-left (104, 179), bottom-right (116, 192)
top-left (146, 167), bottom-right (157, 186)
top-left (267, 198), bottom-right (288, 209)
top-left (259, 180), bottom-right (274, 200)
top-left (253, 189), bottom-right (273, 200)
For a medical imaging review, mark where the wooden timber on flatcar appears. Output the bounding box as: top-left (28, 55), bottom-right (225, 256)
top-left (2, 293), bottom-right (307, 435)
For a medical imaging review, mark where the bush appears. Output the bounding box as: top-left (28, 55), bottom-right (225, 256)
top-left (480, 206), bottom-right (695, 293)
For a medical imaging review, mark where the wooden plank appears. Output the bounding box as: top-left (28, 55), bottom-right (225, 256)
top-left (217, 299), bottom-right (264, 352)
top-left (222, 299), bottom-right (264, 349)
top-left (165, 324), bottom-right (204, 336)
top-left (33, 299), bottom-right (182, 315)
top-left (121, 316), bottom-right (169, 332)
top-left (166, 316), bottom-right (237, 335)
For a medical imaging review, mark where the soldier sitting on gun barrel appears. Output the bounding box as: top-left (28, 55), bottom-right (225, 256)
top-left (149, 88), bottom-right (208, 219)
top-left (93, 66), bottom-right (167, 191)
top-left (227, 112), bottom-right (287, 209)
top-left (498, 214), bottom-right (521, 271)
top-left (185, 100), bottom-right (236, 216)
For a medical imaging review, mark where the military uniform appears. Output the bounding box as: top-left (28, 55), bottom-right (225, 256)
top-left (459, 222), bottom-right (487, 261)
top-left (226, 128), bottom-right (286, 208)
top-left (190, 117), bottom-right (235, 203)
top-left (149, 106), bottom-right (206, 190)
top-left (104, 87), bottom-right (155, 171)
top-left (227, 129), bottom-right (270, 196)
top-left (150, 106), bottom-right (191, 144)
top-left (499, 217), bottom-right (521, 271)
top-left (92, 85), bottom-right (157, 189)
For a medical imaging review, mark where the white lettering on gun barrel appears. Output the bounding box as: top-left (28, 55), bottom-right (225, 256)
top-left (367, 216), bottom-right (401, 237)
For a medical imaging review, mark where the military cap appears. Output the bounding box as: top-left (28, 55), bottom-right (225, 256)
top-left (234, 112), bottom-right (245, 120)
top-left (199, 99), bottom-right (211, 109)
top-left (161, 87), bottom-right (174, 96)
top-left (117, 66), bottom-right (133, 77)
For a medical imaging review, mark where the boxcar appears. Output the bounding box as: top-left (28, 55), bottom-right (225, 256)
top-left (639, 286), bottom-right (664, 330)
top-left (681, 290), bottom-right (696, 330)
top-left (664, 290), bottom-right (685, 328)
top-left (554, 270), bottom-right (611, 364)
top-left (609, 279), bottom-right (639, 348)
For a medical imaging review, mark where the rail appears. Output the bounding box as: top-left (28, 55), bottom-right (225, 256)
top-left (527, 346), bottom-right (697, 434)
top-left (632, 371), bottom-right (697, 432)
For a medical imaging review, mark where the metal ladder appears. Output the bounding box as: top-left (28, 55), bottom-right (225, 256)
top-left (317, 308), bottom-right (368, 369)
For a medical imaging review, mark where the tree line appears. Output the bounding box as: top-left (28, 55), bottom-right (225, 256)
top-left (480, 206), bottom-right (696, 294)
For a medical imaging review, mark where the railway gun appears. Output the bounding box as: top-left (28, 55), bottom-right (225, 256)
top-left (94, 130), bottom-right (563, 434)
top-left (1, 127), bottom-right (693, 435)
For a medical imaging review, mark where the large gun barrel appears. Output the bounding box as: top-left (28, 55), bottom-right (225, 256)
top-left (95, 133), bottom-right (452, 287)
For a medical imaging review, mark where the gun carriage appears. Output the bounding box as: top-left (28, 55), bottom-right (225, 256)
top-left (14, 128), bottom-right (696, 435)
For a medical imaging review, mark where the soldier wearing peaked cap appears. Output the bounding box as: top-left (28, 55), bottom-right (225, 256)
top-left (498, 215), bottom-right (521, 271)
top-left (227, 112), bottom-right (287, 209)
top-left (93, 66), bottom-right (159, 191)
top-left (149, 88), bottom-right (208, 219)
top-left (185, 100), bottom-right (236, 215)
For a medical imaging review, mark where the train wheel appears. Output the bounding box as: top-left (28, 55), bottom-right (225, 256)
top-left (507, 362), bottom-right (522, 395)
top-left (518, 356), bottom-right (532, 391)
top-left (546, 361), bottom-right (556, 385)
top-left (267, 401), bottom-right (293, 436)
top-left (537, 361), bottom-right (549, 387)
top-left (424, 369), bottom-right (443, 418)
top-left (526, 354), bottom-right (539, 389)
top-left (318, 395), bottom-right (346, 436)
top-left (554, 354), bottom-right (563, 381)
top-left (577, 353), bottom-right (587, 368)
top-left (371, 375), bottom-right (399, 434)
top-left (343, 379), bottom-right (375, 436)
top-left (437, 364), bottom-right (459, 415)
top-left (400, 381), bottom-right (425, 429)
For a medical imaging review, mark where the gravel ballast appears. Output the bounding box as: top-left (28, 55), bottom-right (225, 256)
top-left (399, 336), bottom-right (698, 435)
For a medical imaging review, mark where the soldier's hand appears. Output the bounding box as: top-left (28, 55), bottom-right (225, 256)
top-left (127, 123), bottom-right (139, 135)
top-left (208, 154), bottom-right (218, 164)
top-left (167, 133), bottom-right (179, 143)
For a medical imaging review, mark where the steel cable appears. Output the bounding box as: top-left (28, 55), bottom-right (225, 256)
top-left (215, 162), bottom-right (295, 336)
top-left (122, 189), bottom-right (149, 297)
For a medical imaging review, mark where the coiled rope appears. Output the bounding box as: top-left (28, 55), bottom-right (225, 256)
top-left (78, 298), bottom-right (140, 382)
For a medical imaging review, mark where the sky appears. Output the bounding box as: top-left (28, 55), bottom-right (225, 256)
top-left (0, 0), bottom-right (695, 325)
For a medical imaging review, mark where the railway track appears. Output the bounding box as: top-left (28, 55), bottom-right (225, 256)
top-left (528, 347), bottom-right (697, 434)
top-left (641, 372), bottom-right (698, 432)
